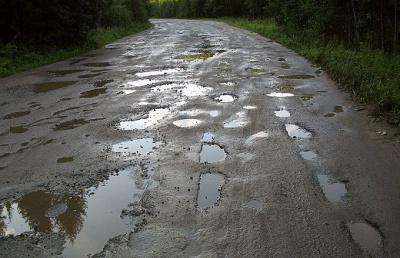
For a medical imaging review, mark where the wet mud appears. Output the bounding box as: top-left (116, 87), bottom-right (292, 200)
top-left (57, 157), bottom-right (75, 163)
top-left (10, 126), bottom-right (28, 134)
top-left (54, 119), bottom-right (89, 131)
top-left (34, 81), bottom-right (76, 93)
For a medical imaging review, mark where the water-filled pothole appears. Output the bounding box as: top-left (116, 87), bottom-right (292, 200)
top-left (267, 92), bottom-right (294, 97)
top-left (300, 151), bottom-right (317, 160)
top-left (173, 119), bottom-right (202, 128)
top-left (78, 73), bottom-right (104, 79)
top-left (334, 105), bottom-right (344, 113)
top-left (180, 84), bottom-right (212, 97)
top-left (285, 124), bottom-right (312, 139)
top-left (243, 106), bottom-right (257, 110)
top-left (274, 107), bottom-right (290, 118)
top-left (112, 138), bottom-right (163, 155)
top-left (125, 79), bottom-right (159, 87)
top-left (301, 95), bottom-right (313, 101)
top-left (183, 51), bottom-right (213, 60)
top-left (317, 174), bottom-right (347, 203)
top-left (135, 69), bottom-right (180, 77)
top-left (0, 168), bottom-right (150, 257)
top-left (34, 81), bottom-right (76, 93)
top-left (347, 222), bottom-right (382, 252)
top-left (214, 94), bottom-right (238, 103)
top-left (201, 133), bottom-right (214, 142)
top-left (80, 88), bottom-right (107, 98)
top-left (54, 119), bottom-right (89, 131)
top-left (57, 157), bottom-right (74, 163)
top-left (223, 112), bottom-right (248, 128)
top-left (197, 173), bottom-right (225, 209)
top-left (3, 111), bottom-right (31, 120)
top-left (238, 152), bottom-right (254, 160)
top-left (95, 80), bottom-right (113, 88)
top-left (199, 144), bottom-right (226, 163)
top-left (118, 108), bottom-right (170, 130)
top-left (278, 74), bottom-right (315, 79)
top-left (10, 126), bottom-right (28, 134)
top-left (245, 131), bottom-right (268, 144)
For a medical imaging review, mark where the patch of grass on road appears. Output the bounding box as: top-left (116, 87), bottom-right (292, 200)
top-left (0, 22), bottom-right (152, 78)
top-left (220, 18), bottom-right (400, 125)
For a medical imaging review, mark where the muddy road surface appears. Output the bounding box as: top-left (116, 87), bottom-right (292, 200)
top-left (1, 19), bottom-right (400, 257)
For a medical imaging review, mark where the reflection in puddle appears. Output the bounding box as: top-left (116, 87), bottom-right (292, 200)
top-left (3, 111), bottom-right (31, 120)
top-left (300, 151), bottom-right (317, 160)
top-left (80, 88), bottom-right (107, 98)
top-left (173, 119), bottom-right (202, 128)
top-left (135, 69), bottom-right (180, 77)
top-left (245, 131), bottom-right (268, 144)
top-left (274, 107), bottom-right (290, 118)
top-left (151, 83), bottom-right (178, 92)
top-left (118, 108), bottom-right (170, 130)
top-left (201, 133), bottom-right (214, 142)
top-left (278, 74), bottom-right (315, 79)
top-left (10, 126), bottom-right (28, 134)
top-left (267, 92), bottom-right (294, 97)
top-left (0, 168), bottom-right (151, 257)
top-left (245, 200), bottom-right (262, 210)
top-left (199, 144), bottom-right (226, 163)
top-left (347, 222), bottom-right (382, 252)
top-left (126, 79), bottom-right (159, 87)
top-left (238, 152), bottom-right (254, 160)
top-left (223, 112), bottom-right (248, 128)
top-left (34, 81), bottom-right (76, 93)
top-left (214, 94), bottom-right (237, 103)
top-left (57, 157), bottom-right (74, 163)
top-left (317, 174), bottom-right (347, 203)
top-left (197, 173), bottom-right (225, 209)
top-left (243, 106), bottom-right (257, 110)
top-left (209, 110), bottom-right (219, 117)
top-left (285, 124), bottom-right (312, 139)
top-left (112, 138), bottom-right (163, 155)
top-left (181, 84), bottom-right (212, 97)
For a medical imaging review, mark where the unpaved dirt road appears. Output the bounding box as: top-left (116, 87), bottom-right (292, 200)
top-left (1, 19), bottom-right (400, 258)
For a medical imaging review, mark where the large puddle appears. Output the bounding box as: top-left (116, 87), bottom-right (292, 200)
top-left (317, 174), bottom-right (347, 203)
top-left (0, 168), bottom-right (151, 257)
top-left (112, 138), bottom-right (163, 155)
top-left (118, 108), bottom-right (170, 130)
top-left (34, 81), bottom-right (76, 93)
top-left (199, 144), bottom-right (226, 163)
top-left (223, 112), bottom-right (248, 128)
top-left (285, 124), bottom-right (312, 139)
top-left (347, 222), bottom-right (382, 252)
top-left (173, 119), bottom-right (202, 128)
top-left (197, 173), bottom-right (225, 209)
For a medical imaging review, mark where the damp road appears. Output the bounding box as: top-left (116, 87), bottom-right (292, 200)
top-left (1, 19), bottom-right (400, 257)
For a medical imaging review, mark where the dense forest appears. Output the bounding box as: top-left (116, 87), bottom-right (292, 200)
top-left (151, 0), bottom-right (399, 54)
top-left (0, 0), bottom-right (151, 49)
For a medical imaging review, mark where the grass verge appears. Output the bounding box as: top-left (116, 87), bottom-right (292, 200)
top-left (220, 18), bottom-right (400, 125)
top-left (0, 22), bottom-right (152, 78)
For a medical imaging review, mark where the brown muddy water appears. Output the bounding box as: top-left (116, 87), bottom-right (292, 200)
top-left (0, 168), bottom-right (149, 257)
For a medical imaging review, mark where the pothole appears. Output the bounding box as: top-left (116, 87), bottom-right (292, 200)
top-left (267, 92), bottom-right (294, 97)
top-left (183, 51), bottom-right (213, 60)
top-left (57, 157), bottom-right (74, 163)
top-left (324, 113), bottom-right (335, 118)
top-left (112, 138), bottom-right (163, 155)
top-left (278, 74), bottom-right (315, 79)
top-left (245, 131), bottom-right (268, 144)
top-left (214, 94), bottom-right (238, 103)
top-left (125, 79), bottom-right (159, 87)
top-left (200, 144), bottom-right (226, 163)
top-left (34, 81), bottom-right (76, 93)
top-left (173, 119), bottom-right (202, 128)
top-left (247, 68), bottom-right (266, 74)
top-left (301, 95), bottom-right (313, 101)
top-left (347, 221), bottom-right (382, 252)
top-left (334, 105), bottom-right (344, 113)
top-left (54, 119), bottom-right (89, 131)
top-left (201, 133), bottom-right (214, 142)
top-left (0, 168), bottom-right (151, 257)
top-left (95, 80), bottom-right (114, 88)
top-left (243, 106), bottom-right (257, 110)
top-left (300, 151), bottom-right (317, 160)
top-left (10, 126), bottom-right (28, 134)
top-left (223, 112), bottom-right (248, 128)
top-left (50, 70), bottom-right (83, 76)
top-left (274, 107), bottom-right (290, 118)
top-left (80, 88), bottom-right (107, 98)
top-left (197, 173), bottom-right (225, 209)
top-left (317, 174), bottom-right (347, 203)
top-left (3, 111), bottom-right (31, 120)
top-left (135, 69), bottom-right (180, 77)
top-left (180, 84), bottom-right (212, 97)
top-left (209, 110), bottom-right (219, 117)
top-left (245, 200), bottom-right (262, 210)
top-left (118, 108), bottom-right (170, 130)
top-left (285, 124), bottom-right (312, 139)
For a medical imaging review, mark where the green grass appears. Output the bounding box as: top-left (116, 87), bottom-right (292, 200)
top-left (0, 22), bottom-right (152, 78)
top-left (220, 18), bottom-right (400, 125)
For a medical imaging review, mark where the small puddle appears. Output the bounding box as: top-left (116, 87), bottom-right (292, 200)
top-left (334, 105), bottom-right (344, 113)
top-left (83, 62), bottom-right (112, 67)
top-left (274, 107), bottom-right (290, 118)
top-left (223, 112), bottom-right (248, 128)
top-left (57, 157), bottom-right (74, 163)
top-left (201, 133), bottom-right (214, 142)
top-left (80, 88), bottom-right (107, 98)
top-left (112, 138), bottom-right (163, 155)
top-left (118, 108), bottom-right (170, 130)
top-left (278, 75), bottom-right (315, 79)
top-left (248, 68), bottom-right (266, 74)
top-left (300, 151), bottom-right (317, 160)
top-left (34, 81), bottom-right (76, 93)
top-left (245, 131), bottom-right (268, 144)
top-left (214, 94), bottom-right (238, 103)
top-left (183, 51), bottom-right (213, 60)
top-left (278, 85), bottom-right (294, 91)
top-left (95, 80), bottom-right (113, 88)
top-left (181, 84), bottom-right (212, 97)
top-left (199, 144), bottom-right (226, 163)
top-left (10, 126), bottom-right (28, 134)
top-left (324, 113), bottom-right (335, 118)
top-left (173, 119), bottom-right (202, 128)
top-left (347, 222), bottom-right (382, 252)
top-left (285, 124), bottom-right (312, 139)
top-left (267, 92), bottom-right (294, 97)
top-left (50, 70), bottom-right (83, 76)
top-left (317, 174), bottom-right (347, 203)
top-left (0, 168), bottom-right (151, 257)
top-left (245, 200), bottom-right (262, 210)
top-left (54, 119), bottom-right (89, 131)
top-left (209, 110), bottom-right (219, 117)
top-left (3, 111), bottom-right (31, 120)
top-left (135, 69), bottom-right (180, 77)
top-left (197, 173), bottom-right (225, 209)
